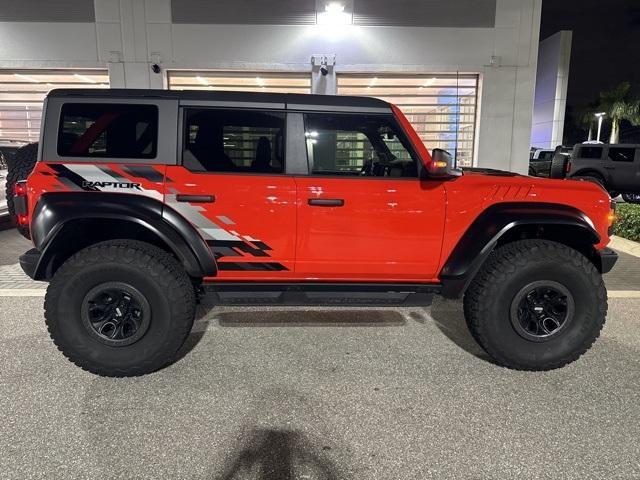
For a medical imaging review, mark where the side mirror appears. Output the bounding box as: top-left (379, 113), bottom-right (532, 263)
top-left (424, 149), bottom-right (461, 178)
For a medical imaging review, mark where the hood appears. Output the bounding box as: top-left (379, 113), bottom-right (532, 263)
top-left (461, 167), bottom-right (521, 177)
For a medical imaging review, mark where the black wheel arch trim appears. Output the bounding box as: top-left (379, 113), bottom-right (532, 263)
top-left (29, 192), bottom-right (217, 280)
top-left (439, 202), bottom-right (601, 299)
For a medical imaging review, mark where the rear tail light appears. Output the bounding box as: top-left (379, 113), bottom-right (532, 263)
top-left (565, 161), bottom-right (572, 174)
top-left (13, 181), bottom-right (30, 230)
top-left (14, 181), bottom-right (27, 197)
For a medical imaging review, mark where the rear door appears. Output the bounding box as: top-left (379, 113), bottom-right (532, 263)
top-left (606, 146), bottom-right (639, 191)
top-left (165, 106), bottom-right (297, 280)
top-left (292, 111), bottom-right (446, 282)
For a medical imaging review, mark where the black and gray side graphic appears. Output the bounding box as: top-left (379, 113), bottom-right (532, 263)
top-left (166, 194), bottom-right (289, 272)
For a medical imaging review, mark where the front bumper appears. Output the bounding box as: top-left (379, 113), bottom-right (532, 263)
top-left (19, 248), bottom-right (41, 280)
top-left (598, 247), bottom-right (618, 274)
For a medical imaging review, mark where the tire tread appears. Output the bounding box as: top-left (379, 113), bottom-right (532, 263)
top-left (463, 239), bottom-right (607, 371)
top-left (44, 240), bottom-right (195, 377)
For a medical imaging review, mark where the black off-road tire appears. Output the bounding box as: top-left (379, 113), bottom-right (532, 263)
top-left (44, 240), bottom-right (196, 377)
top-left (463, 240), bottom-right (607, 371)
top-left (570, 174), bottom-right (607, 192)
top-left (548, 153), bottom-right (569, 179)
top-left (5, 142), bottom-right (38, 238)
top-left (622, 193), bottom-right (640, 204)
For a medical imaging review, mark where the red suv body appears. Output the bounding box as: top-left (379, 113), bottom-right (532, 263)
top-left (13, 89), bottom-right (617, 376)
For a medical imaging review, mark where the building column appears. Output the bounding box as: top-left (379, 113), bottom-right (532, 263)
top-left (95, 0), bottom-right (171, 89)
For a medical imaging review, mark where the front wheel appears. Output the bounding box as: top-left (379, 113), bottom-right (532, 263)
top-left (622, 193), bottom-right (640, 204)
top-left (463, 240), bottom-right (607, 370)
top-left (45, 240), bottom-right (196, 377)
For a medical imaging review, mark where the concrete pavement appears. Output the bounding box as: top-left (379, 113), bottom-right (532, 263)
top-left (1, 296), bottom-right (640, 479)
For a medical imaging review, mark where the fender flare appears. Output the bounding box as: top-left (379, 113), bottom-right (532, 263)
top-left (439, 202), bottom-right (600, 299)
top-left (30, 192), bottom-right (217, 279)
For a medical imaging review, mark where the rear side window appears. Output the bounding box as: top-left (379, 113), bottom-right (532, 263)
top-left (58, 103), bottom-right (158, 159)
top-left (578, 146), bottom-right (603, 159)
top-left (608, 147), bottom-right (636, 162)
top-left (183, 109), bottom-right (285, 174)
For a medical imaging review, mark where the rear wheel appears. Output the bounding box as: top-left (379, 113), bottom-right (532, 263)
top-left (463, 240), bottom-right (607, 370)
top-left (570, 174), bottom-right (608, 192)
top-left (45, 240), bottom-right (196, 377)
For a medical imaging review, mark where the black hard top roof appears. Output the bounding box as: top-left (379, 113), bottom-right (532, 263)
top-left (47, 88), bottom-right (391, 110)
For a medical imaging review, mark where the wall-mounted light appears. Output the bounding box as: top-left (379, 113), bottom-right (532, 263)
top-left (317, 1), bottom-right (353, 25)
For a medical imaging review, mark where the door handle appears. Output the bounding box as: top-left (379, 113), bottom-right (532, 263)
top-left (176, 194), bottom-right (215, 203)
top-left (308, 198), bottom-right (344, 207)
top-left (603, 165), bottom-right (615, 170)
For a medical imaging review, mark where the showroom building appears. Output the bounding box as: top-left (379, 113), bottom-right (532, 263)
top-left (0, 0), bottom-right (542, 173)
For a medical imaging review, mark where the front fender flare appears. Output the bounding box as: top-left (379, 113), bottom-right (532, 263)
top-left (439, 202), bottom-right (600, 299)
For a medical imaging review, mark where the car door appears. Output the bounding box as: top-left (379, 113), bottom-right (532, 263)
top-left (606, 146), bottom-right (639, 191)
top-left (165, 106), bottom-right (297, 280)
top-left (293, 111), bottom-right (446, 282)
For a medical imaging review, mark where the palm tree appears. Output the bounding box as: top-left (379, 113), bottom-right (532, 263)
top-left (575, 106), bottom-right (597, 141)
top-left (599, 82), bottom-right (640, 143)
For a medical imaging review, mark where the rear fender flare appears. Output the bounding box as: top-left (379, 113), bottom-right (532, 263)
top-left (30, 192), bottom-right (216, 279)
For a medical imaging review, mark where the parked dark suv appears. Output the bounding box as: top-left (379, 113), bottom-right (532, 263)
top-left (566, 143), bottom-right (640, 202)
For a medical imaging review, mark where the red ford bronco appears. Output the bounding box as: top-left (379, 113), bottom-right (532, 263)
top-left (14, 89), bottom-right (617, 376)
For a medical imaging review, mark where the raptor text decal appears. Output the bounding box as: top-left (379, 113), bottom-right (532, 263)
top-left (82, 181), bottom-right (142, 190)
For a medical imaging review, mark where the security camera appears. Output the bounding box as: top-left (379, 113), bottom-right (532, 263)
top-left (320, 64), bottom-right (329, 76)
top-left (151, 63), bottom-right (161, 74)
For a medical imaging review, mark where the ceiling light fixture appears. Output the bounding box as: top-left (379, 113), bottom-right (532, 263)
top-left (317, 2), bottom-right (352, 25)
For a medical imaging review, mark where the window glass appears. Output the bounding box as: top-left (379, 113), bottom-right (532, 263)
top-left (183, 109), bottom-right (285, 174)
top-left (58, 103), bottom-right (157, 158)
top-left (304, 113), bottom-right (418, 177)
top-left (537, 151), bottom-right (554, 161)
top-left (337, 74), bottom-right (479, 167)
top-left (608, 147), bottom-right (636, 163)
top-left (578, 146), bottom-right (603, 159)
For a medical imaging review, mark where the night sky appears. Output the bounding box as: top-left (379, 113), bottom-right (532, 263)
top-left (540, 0), bottom-right (640, 142)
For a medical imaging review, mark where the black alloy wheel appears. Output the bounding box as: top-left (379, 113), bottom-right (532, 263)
top-left (509, 281), bottom-right (574, 343)
top-left (81, 282), bottom-right (151, 347)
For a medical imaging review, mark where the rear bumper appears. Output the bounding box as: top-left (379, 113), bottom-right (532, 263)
top-left (598, 247), bottom-right (618, 274)
top-left (19, 248), bottom-right (41, 280)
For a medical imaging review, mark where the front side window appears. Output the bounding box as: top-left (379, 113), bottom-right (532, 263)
top-left (579, 146), bottom-right (603, 159)
top-left (303, 113), bottom-right (418, 178)
top-left (58, 103), bottom-right (158, 158)
top-left (183, 109), bottom-right (285, 174)
top-left (608, 147), bottom-right (636, 162)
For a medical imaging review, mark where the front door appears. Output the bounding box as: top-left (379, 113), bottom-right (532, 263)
top-left (294, 112), bottom-right (446, 282)
top-left (165, 107), bottom-right (297, 280)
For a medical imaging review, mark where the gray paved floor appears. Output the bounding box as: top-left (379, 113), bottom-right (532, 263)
top-left (1, 296), bottom-right (640, 479)
top-left (0, 228), bottom-right (30, 267)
